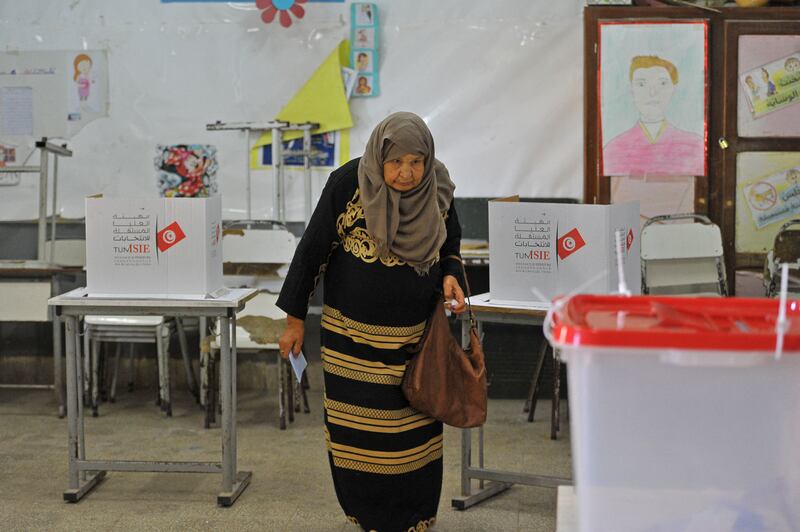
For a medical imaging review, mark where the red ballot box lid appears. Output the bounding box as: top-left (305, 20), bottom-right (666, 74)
top-left (550, 295), bottom-right (800, 352)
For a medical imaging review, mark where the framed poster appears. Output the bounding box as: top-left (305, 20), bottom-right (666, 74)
top-left (599, 20), bottom-right (708, 177)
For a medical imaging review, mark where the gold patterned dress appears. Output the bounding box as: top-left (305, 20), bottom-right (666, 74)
top-left (277, 158), bottom-right (462, 532)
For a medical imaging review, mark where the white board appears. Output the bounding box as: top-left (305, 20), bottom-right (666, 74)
top-left (0, 0), bottom-right (584, 222)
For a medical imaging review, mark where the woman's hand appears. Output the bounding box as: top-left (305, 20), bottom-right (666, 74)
top-left (443, 275), bottom-right (467, 314)
top-left (279, 315), bottom-right (305, 359)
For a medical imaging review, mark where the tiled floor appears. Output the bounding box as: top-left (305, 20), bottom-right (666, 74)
top-left (0, 361), bottom-right (572, 531)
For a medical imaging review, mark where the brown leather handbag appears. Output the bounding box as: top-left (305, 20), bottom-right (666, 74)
top-left (402, 255), bottom-right (487, 428)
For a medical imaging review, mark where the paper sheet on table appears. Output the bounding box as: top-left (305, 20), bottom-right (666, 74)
top-left (252, 39), bottom-right (352, 154)
top-left (290, 351), bottom-right (307, 383)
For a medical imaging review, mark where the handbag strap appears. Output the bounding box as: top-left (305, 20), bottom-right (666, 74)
top-left (443, 254), bottom-right (477, 329)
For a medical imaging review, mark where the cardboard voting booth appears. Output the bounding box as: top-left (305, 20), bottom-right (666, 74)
top-left (488, 199), bottom-right (640, 304)
top-left (85, 195), bottom-right (223, 298)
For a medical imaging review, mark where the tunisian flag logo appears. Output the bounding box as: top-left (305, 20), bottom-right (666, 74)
top-left (157, 221), bottom-right (186, 252)
top-left (557, 228), bottom-right (586, 260)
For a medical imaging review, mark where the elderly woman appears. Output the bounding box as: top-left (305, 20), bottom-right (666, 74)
top-left (277, 112), bottom-right (466, 531)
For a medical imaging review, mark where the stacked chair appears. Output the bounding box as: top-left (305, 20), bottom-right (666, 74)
top-left (640, 213), bottom-right (728, 296)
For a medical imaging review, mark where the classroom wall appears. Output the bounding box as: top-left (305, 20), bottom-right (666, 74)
top-left (0, 0), bottom-right (584, 222)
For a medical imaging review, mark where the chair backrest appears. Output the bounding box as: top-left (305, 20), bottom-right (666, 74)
top-left (222, 227), bottom-right (295, 264)
top-left (772, 220), bottom-right (800, 265)
top-left (764, 219), bottom-right (800, 297)
top-left (641, 215), bottom-right (726, 295)
top-left (240, 291), bottom-right (283, 320)
top-left (214, 291), bottom-right (284, 349)
top-left (44, 239), bottom-right (86, 267)
top-left (641, 223), bottom-right (723, 261)
top-left (0, 281), bottom-right (51, 321)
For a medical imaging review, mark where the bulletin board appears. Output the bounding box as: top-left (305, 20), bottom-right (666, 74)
top-left (0, 50), bottom-right (108, 141)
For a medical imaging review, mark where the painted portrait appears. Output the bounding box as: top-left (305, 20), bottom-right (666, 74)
top-left (600, 21), bottom-right (708, 177)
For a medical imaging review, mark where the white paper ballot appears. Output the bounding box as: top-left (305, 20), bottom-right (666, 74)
top-left (290, 351), bottom-right (307, 383)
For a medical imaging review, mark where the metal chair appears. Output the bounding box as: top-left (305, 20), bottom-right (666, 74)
top-left (641, 213), bottom-right (728, 296)
top-left (202, 222), bottom-right (308, 429)
top-left (83, 315), bottom-right (196, 417)
top-left (205, 291), bottom-right (309, 429)
top-left (764, 218), bottom-right (800, 298)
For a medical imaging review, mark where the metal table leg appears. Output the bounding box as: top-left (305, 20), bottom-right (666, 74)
top-left (156, 323), bottom-right (172, 417)
top-left (278, 354), bottom-right (286, 430)
top-left (551, 349), bottom-right (561, 441)
top-left (52, 276), bottom-right (65, 417)
top-left (217, 313), bottom-right (251, 506)
top-left (175, 317), bottom-right (199, 402)
top-left (91, 338), bottom-right (100, 417)
top-left (199, 316), bottom-right (208, 407)
top-left (452, 318), bottom-right (511, 510)
top-left (83, 324), bottom-right (91, 407)
top-left (63, 315), bottom-right (106, 502)
top-left (526, 339), bottom-right (549, 422)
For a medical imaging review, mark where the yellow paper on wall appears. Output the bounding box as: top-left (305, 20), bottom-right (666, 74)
top-left (252, 40), bottom-right (352, 155)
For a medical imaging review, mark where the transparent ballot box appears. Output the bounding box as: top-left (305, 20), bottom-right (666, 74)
top-left (549, 295), bottom-right (800, 532)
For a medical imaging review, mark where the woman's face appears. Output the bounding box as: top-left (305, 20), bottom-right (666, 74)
top-left (631, 66), bottom-right (675, 122)
top-left (78, 60), bottom-right (91, 74)
top-left (383, 153), bottom-right (425, 192)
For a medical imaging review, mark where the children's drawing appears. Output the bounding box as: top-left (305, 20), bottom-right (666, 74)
top-left (73, 54), bottom-right (93, 103)
top-left (0, 143), bottom-right (16, 166)
top-left (739, 52), bottom-right (800, 119)
top-left (355, 51), bottom-right (372, 73)
top-left (355, 28), bottom-right (374, 49)
top-left (600, 22), bottom-right (707, 177)
top-left (154, 144), bottom-right (218, 197)
top-left (67, 51), bottom-right (107, 122)
top-left (355, 74), bottom-right (372, 96)
top-left (355, 3), bottom-right (373, 26)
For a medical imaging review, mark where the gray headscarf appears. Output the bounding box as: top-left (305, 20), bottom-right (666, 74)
top-left (357, 112), bottom-right (456, 275)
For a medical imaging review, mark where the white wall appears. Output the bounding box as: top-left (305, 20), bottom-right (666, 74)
top-left (0, 0), bottom-right (583, 221)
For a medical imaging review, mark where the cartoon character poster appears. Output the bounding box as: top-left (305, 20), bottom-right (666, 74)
top-left (67, 52), bottom-right (108, 123)
top-left (740, 52), bottom-right (800, 119)
top-left (599, 21), bottom-right (708, 177)
top-left (154, 144), bottom-right (218, 198)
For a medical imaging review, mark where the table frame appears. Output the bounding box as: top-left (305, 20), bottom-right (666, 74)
top-left (452, 293), bottom-right (572, 510)
top-left (50, 287), bottom-right (257, 506)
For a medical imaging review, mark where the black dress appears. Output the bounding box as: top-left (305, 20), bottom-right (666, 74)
top-left (277, 158), bottom-right (462, 532)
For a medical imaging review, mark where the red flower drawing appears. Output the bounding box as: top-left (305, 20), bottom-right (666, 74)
top-left (256, 0), bottom-right (307, 28)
